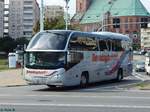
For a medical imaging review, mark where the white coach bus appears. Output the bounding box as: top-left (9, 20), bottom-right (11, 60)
top-left (24, 30), bottom-right (133, 87)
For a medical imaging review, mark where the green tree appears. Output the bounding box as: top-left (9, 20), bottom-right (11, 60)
top-left (53, 16), bottom-right (65, 29)
top-left (15, 37), bottom-right (29, 46)
top-left (33, 20), bottom-right (40, 34)
top-left (44, 18), bottom-right (51, 30)
top-left (0, 36), bottom-right (16, 54)
top-left (69, 24), bottom-right (80, 30)
top-left (0, 37), bottom-right (29, 54)
top-left (44, 16), bottom-right (65, 30)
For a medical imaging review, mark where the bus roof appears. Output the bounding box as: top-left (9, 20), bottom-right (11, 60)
top-left (91, 32), bottom-right (130, 41)
top-left (26, 30), bottom-right (131, 51)
top-left (47, 30), bottom-right (130, 41)
top-left (43, 30), bottom-right (130, 40)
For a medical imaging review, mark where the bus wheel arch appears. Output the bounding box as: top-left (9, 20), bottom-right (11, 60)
top-left (47, 85), bottom-right (56, 88)
top-left (80, 71), bottom-right (89, 88)
top-left (116, 68), bottom-right (123, 81)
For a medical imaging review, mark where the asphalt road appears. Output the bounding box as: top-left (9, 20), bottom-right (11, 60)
top-left (0, 74), bottom-right (150, 112)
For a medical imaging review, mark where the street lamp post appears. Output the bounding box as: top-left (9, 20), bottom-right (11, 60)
top-left (40, 0), bottom-right (44, 31)
top-left (64, 0), bottom-right (70, 30)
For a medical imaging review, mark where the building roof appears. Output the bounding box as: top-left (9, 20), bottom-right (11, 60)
top-left (80, 0), bottom-right (150, 24)
top-left (71, 12), bottom-right (84, 22)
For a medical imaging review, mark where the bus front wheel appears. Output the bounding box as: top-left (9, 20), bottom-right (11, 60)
top-left (80, 72), bottom-right (89, 88)
top-left (47, 85), bottom-right (56, 88)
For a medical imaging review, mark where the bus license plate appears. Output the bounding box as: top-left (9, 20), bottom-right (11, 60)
top-left (34, 77), bottom-right (47, 84)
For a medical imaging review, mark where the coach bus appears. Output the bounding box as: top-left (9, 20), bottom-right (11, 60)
top-left (24, 30), bottom-right (132, 87)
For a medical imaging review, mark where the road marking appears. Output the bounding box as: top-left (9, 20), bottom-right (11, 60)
top-left (132, 72), bottom-right (146, 81)
top-left (0, 94), bottom-right (150, 99)
top-left (0, 103), bottom-right (150, 109)
top-left (136, 72), bottom-right (150, 80)
top-left (132, 71), bottom-right (150, 81)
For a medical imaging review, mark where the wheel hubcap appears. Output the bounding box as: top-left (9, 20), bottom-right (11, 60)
top-left (81, 76), bottom-right (86, 84)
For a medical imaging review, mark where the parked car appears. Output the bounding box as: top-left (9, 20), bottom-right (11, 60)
top-left (140, 50), bottom-right (147, 55)
top-left (135, 61), bottom-right (145, 72)
top-left (133, 51), bottom-right (140, 55)
top-left (145, 51), bottom-right (150, 57)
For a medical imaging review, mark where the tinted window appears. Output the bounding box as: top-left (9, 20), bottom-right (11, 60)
top-left (25, 52), bottom-right (67, 69)
top-left (99, 40), bottom-right (108, 51)
top-left (69, 34), bottom-right (97, 51)
top-left (112, 40), bottom-right (123, 51)
top-left (27, 31), bottom-right (70, 50)
top-left (115, 40), bottom-right (123, 51)
top-left (107, 40), bottom-right (112, 51)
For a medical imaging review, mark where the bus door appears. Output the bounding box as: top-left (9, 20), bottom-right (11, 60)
top-left (67, 33), bottom-right (99, 83)
top-left (66, 35), bottom-right (85, 85)
top-left (97, 39), bottom-right (110, 80)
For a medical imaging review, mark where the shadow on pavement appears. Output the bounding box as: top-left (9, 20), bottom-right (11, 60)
top-left (33, 79), bottom-right (140, 92)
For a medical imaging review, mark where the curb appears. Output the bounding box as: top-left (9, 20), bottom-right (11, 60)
top-left (136, 80), bottom-right (150, 90)
top-left (0, 84), bottom-right (28, 88)
top-left (124, 80), bottom-right (150, 90)
top-left (0, 83), bottom-right (37, 88)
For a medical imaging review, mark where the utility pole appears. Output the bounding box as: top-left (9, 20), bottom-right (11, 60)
top-left (40, 0), bottom-right (44, 31)
top-left (64, 0), bottom-right (70, 30)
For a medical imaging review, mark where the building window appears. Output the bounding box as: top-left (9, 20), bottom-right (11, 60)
top-left (136, 18), bottom-right (139, 28)
top-left (125, 18), bottom-right (128, 29)
top-left (129, 18), bottom-right (132, 29)
top-left (80, 2), bottom-right (82, 11)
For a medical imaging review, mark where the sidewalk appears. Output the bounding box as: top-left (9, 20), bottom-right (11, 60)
top-left (0, 69), bottom-right (27, 87)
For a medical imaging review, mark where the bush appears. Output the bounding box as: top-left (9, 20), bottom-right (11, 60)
top-left (0, 36), bottom-right (29, 54)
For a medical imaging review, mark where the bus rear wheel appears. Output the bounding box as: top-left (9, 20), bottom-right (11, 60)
top-left (80, 72), bottom-right (89, 88)
top-left (116, 69), bottom-right (123, 81)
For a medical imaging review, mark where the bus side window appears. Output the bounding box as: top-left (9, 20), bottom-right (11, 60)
top-left (85, 36), bottom-right (98, 51)
top-left (119, 40), bottom-right (124, 51)
top-left (107, 40), bottom-right (112, 51)
top-left (99, 40), bottom-right (108, 51)
top-left (68, 36), bottom-right (78, 50)
top-left (114, 40), bottom-right (123, 51)
top-left (68, 34), bottom-right (98, 51)
top-left (112, 40), bottom-right (116, 51)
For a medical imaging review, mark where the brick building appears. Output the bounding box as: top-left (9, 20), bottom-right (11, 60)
top-left (71, 0), bottom-right (150, 49)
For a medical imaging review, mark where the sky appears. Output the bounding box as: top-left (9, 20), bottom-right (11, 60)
top-left (36, 0), bottom-right (76, 16)
top-left (140, 0), bottom-right (150, 13)
top-left (5, 0), bottom-right (76, 16)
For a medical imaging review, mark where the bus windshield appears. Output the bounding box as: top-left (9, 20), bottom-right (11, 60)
top-left (27, 31), bottom-right (70, 50)
top-left (25, 52), bottom-right (66, 69)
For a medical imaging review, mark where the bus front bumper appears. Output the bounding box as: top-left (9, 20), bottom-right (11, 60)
top-left (25, 74), bottom-right (64, 86)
